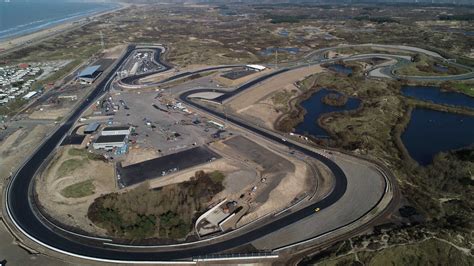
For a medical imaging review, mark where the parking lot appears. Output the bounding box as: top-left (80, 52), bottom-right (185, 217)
top-left (119, 49), bottom-right (165, 77)
top-left (108, 90), bottom-right (228, 157)
top-left (117, 146), bottom-right (220, 187)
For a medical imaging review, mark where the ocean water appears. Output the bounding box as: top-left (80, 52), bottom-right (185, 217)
top-left (0, 1), bottom-right (118, 40)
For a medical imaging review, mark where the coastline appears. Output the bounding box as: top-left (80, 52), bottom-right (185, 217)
top-left (0, 3), bottom-right (127, 55)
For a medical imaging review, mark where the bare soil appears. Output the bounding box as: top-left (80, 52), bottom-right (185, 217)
top-left (35, 147), bottom-right (116, 236)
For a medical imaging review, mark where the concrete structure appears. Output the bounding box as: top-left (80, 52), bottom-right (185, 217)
top-left (77, 65), bottom-right (102, 84)
top-left (93, 135), bottom-right (127, 150)
top-left (101, 126), bottom-right (131, 136)
top-left (84, 122), bottom-right (100, 134)
top-left (207, 121), bottom-right (225, 130)
top-left (246, 64), bottom-right (266, 71)
top-left (22, 91), bottom-right (37, 100)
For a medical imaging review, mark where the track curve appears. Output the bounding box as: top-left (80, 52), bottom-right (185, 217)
top-left (3, 44), bottom-right (397, 263)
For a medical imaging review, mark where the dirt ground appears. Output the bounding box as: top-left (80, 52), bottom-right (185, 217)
top-left (102, 44), bottom-right (127, 59)
top-left (226, 65), bottom-right (324, 129)
top-left (28, 108), bottom-right (70, 120)
top-left (0, 125), bottom-right (53, 181)
top-left (35, 147), bottom-right (116, 236)
top-left (121, 146), bottom-right (159, 167)
top-left (212, 136), bottom-right (312, 226)
top-left (148, 157), bottom-right (251, 191)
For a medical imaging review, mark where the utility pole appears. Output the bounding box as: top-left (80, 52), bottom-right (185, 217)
top-left (100, 31), bottom-right (105, 50)
top-left (275, 48), bottom-right (278, 69)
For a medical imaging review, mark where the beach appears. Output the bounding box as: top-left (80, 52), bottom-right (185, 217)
top-left (0, 3), bottom-right (127, 55)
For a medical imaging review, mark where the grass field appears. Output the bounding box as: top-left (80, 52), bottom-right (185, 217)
top-left (56, 158), bottom-right (86, 178)
top-left (453, 83), bottom-right (474, 97)
top-left (68, 148), bottom-right (104, 161)
top-left (60, 180), bottom-right (95, 198)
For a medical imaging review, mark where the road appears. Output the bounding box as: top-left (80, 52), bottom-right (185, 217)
top-left (1, 44), bottom-right (406, 263)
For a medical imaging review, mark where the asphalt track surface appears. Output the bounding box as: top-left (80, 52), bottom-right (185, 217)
top-left (4, 44), bottom-right (398, 262)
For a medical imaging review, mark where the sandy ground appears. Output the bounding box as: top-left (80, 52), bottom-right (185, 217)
top-left (238, 83), bottom-right (298, 130)
top-left (121, 146), bottom-right (159, 167)
top-left (148, 157), bottom-right (246, 190)
top-left (225, 65), bottom-right (324, 130)
top-left (236, 147), bottom-right (310, 226)
top-left (210, 136), bottom-right (312, 226)
top-left (29, 108), bottom-right (70, 120)
top-left (0, 4), bottom-right (126, 53)
top-left (0, 125), bottom-right (53, 181)
top-left (227, 65), bottom-right (324, 112)
top-left (102, 44), bottom-right (127, 59)
top-left (36, 147), bottom-right (115, 236)
top-left (0, 21), bottom-right (80, 52)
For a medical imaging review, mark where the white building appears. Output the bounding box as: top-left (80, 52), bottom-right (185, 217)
top-left (93, 135), bottom-right (127, 150)
top-left (22, 91), bottom-right (37, 100)
top-left (246, 64), bottom-right (266, 71)
top-left (100, 126), bottom-right (131, 136)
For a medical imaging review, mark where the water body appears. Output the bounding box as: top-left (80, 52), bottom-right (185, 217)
top-left (295, 89), bottom-right (361, 138)
top-left (401, 108), bottom-right (474, 165)
top-left (402, 86), bottom-right (474, 109)
top-left (0, 1), bottom-right (118, 40)
top-left (325, 64), bottom-right (353, 75)
top-left (278, 29), bottom-right (289, 37)
top-left (433, 63), bottom-right (449, 73)
top-left (259, 47), bottom-right (300, 56)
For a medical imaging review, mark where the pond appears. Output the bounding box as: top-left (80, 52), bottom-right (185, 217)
top-left (401, 86), bottom-right (474, 109)
top-left (401, 108), bottom-right (474, 165)
top-left (278, 29), bottom-right (289, 37)
top-left (433, 63), bottom-right (449, 73)
top-left (325, 64), bottom-right (353, 75)
top-left (295, 89), bottom-right (361, 138)
top-left (259, 47), bottom-right (300, 56)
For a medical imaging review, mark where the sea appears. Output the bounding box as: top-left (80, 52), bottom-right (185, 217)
top-left (0, 1), bottom-right (119, 40)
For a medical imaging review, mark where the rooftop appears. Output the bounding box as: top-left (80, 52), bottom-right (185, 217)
top-left (102, 126), bottom-right (130, 131)
top-left (78, 65), bottom-right (101, 77)
top-left (95, 135), bottom-right (127, 143)
top-left (84, 122), bottom-right (100, 132)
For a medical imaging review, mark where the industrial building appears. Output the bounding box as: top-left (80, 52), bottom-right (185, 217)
top-left (101, 126), bottom-right (131, 136)
top-left (84, 122), bottom-right (100, 134)
top-left (92, 135), bottom-right (127, 150)
top-left (77, 65), bottom-right (102, 84)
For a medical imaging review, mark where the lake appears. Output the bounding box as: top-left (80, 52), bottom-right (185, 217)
top-left (401, 108), bottom-right (474, 165)
top-left (0, 1), bottom-right (118, 40)
top-left (259, 47), bottom-right (300, 56)
top-left (402, 86), bottom-right (474, 109)
top-left (295, 89), bottom-right (361, 138)
top-left (325, 64), bottom-right (353, 75)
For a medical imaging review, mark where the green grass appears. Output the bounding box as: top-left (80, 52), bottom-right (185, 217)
top-left (208, 170), bottom-right (225, 184)
top-left (68, 148), bottom-right (104, 161)
top-left (396, 54), bottom-right (467, 77)
top-left (453, 83), bottom-right (474, 97)
top-left (60, 180), bottom-right (95, 198)
top-left (0, 98), bottom-right (27, 116)
top-left (56, 158), bottom-right (86, 177)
